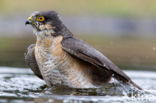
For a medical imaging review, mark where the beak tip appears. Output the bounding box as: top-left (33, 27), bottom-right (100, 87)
top-left (25, 21), bottom-right (30, 25)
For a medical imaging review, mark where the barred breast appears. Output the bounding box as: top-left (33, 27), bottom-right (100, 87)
top-left (35, 35), bottom-right (97, 88)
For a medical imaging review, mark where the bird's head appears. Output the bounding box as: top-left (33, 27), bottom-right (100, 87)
top-left (25, 11), bottom-right (72, 37)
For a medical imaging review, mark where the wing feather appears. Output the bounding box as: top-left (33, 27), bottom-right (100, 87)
top-left (25, 44), bottom-right (43, 79)
top-left (61, 37), bottom-right (142, 90)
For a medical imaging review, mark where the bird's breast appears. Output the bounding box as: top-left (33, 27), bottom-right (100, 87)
top-left (35, 36), bottom-right (96, 88)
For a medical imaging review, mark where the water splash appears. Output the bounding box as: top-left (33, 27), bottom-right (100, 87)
top-left (0, 67), bottom-right (156, 103)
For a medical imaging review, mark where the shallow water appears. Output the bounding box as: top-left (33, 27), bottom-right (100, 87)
top-left (0, 67), bottom-right (156, 103)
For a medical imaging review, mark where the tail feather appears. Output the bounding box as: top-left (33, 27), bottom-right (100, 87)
top-left (113, 74), bottom-right (142, 90)
top-left (128, 80), bottom-right (142, 90)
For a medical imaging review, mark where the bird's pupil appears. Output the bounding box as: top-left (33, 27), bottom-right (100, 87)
top-left (36, 16), bottom-right (45, 21)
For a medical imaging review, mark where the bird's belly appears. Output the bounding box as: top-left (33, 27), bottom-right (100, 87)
top-left (35, 46), bottom-right (96, 88)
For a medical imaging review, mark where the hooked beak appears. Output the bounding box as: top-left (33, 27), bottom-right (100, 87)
top-left (25, 21), bottom-right (30, 25)
top-left (25, 16), bottom-right (33, 25)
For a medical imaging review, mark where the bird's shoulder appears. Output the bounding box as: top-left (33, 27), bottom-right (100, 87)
top-left (61, 36), bottom-right (106, 66)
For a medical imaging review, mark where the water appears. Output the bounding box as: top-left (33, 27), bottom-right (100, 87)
top-left (0, 67), bottom-right (156, 103)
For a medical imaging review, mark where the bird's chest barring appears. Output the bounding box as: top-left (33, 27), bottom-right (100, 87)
top-left (35, 46), bottom-right (69, 86)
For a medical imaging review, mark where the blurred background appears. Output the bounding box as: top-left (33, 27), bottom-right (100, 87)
top-left (0, 0), bottom-right (156, 70)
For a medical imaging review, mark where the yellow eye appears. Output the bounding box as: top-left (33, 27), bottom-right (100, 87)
top-left (36, 16), bottom-right (45, 21)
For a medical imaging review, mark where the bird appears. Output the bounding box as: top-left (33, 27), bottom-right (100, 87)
top-left (25, 11), bottom-right (142, 90)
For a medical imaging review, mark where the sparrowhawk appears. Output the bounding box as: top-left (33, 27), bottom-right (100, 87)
top-left (25, 11), bottom-right (142, 90)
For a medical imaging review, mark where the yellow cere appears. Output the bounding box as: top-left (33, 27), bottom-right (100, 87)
top-left (27, 16), bottom-right (33, 21)
top-left (36, 16), bottom-right (45, 22)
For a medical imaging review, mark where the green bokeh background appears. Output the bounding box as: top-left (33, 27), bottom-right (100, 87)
top-left (0, 0), bottom-right (156, 70)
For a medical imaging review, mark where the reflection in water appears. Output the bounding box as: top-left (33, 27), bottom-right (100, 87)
top-left (0, 67), bottom-right (156, 103)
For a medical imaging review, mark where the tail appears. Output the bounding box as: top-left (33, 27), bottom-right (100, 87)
top-left (113, 74), bottom-right (142, 90)
top-left (128, 80), bottom-right (142, 90)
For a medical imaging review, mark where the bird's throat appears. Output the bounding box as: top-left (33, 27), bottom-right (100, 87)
top-left (36, 33), bottom-right (63, 49)
top-left (34, 29), bottom-right (55, 38)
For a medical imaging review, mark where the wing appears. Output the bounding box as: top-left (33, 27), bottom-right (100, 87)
top-left (61, 37), bottom-right (142, 90)
top-left (25, 44), bottom-right (43, 79)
